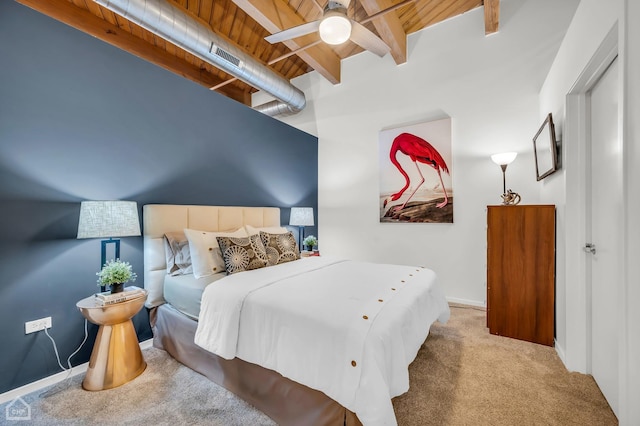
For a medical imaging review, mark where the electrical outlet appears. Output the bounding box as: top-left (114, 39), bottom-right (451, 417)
top-left (25, 317), bottom-right (52, 334)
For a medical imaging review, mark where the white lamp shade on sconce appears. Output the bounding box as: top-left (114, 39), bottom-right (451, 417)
top-left (77, 200), bottom-right (141, 239)
top-left (491, 152), bottom-right (518, 166)
top-left (319, 12), bottom-right (352, 45)
top-left (289, 207), bottom-right (314, 227)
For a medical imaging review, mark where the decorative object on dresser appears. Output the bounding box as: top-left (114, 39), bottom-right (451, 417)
top-left (486, 205), bottom-right (555, 346)
top-left (533, 113), bottom-right (559, 181)
top-left (490, 152), bottom-right (521, 205)
top-left (77, 200), bottom-right (141, 292)
top-left (76, 288), bottom-right (148, 390)
top-left (289, 207), bottom-right (314, 248)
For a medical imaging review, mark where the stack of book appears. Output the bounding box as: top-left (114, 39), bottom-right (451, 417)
top-left (95, 286), bottom-right (145, 306)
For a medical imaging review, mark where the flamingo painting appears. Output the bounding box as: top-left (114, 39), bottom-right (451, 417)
top-left (383, 132), bottom-right (450, 212)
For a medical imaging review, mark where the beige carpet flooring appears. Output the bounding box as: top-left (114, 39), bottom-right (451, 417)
top-left (2, 304), bottom-right (617, 425)
top-left (393, 304), bottom-right (617, 425)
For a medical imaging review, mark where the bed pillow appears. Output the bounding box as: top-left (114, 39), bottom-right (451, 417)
top-left (163, 231), bottom-right (193, 276)
top-left (184, 227), bottom-right (247, 278)
top-left (260, 231), bottom-right (300, 265)
top-left (216, 234), bottom-right (268, 274)
top-left (244, 224), bottom-right (288, 236)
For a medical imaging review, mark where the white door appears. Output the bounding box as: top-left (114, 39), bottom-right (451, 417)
top-left (588, 57), bottom-right (620, 418)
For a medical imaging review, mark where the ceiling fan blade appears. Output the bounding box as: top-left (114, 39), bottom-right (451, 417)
top-left (350, 21), bottom-right (390, 57)
top-left (265, 21), bottom-right (321, 44)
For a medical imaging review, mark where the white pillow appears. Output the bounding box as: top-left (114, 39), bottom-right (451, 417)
top-left (184, 227), bottom-right (247, 278)
top-left (244, 224), bottom-right (288, 236)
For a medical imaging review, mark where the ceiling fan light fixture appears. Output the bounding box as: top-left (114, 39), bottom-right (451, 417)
top-left (319, 12), bottom-right (352, 45)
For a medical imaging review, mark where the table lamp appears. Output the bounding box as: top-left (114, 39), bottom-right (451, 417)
top-left (491, 152), bottom-right (521, 205)
top-left (77, 200), bottom-right (141, 291)
top-left (289, 207), bottom-right (314, 249)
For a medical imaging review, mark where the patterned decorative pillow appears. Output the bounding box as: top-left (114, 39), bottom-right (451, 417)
top-left (216, 234), bottom-right (269, 274)
top-left (260, 231), bottom-right (300, 265)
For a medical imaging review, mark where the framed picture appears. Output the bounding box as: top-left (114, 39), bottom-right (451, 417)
top-left (533, 113), bottom-right (558, 181)
top-left (379, 117), bottom-right (453, 223)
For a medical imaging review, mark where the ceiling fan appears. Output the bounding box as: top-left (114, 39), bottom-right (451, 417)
top-left (265, 0), bottom-right (403, 57)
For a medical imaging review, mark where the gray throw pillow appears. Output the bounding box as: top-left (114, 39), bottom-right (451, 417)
top-left (163, 232), bottom-right (193, 276)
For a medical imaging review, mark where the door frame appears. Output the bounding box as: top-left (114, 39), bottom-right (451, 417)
top-left (586, 55), bottom-right (621, 416)
top-left (563, 21), bottom-right (626, 414)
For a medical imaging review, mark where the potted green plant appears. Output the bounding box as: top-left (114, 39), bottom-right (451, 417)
top-left (302, 235), bottom-right (318, 252)
top-left (97, 259), bottom-right (137, 293)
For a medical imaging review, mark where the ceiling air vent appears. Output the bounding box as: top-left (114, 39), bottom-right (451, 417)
top-left (210, 43), bottom-right (242, 69)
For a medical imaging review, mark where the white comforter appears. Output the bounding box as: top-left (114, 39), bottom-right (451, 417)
top-left (194, 257), bottom-right (450, 426)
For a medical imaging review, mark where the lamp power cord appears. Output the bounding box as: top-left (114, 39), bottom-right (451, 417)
top-left (38, 319), bottom-right (89, 397)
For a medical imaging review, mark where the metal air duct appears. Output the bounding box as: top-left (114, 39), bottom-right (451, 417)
top-left (94, 0), bottom-right (306, 116)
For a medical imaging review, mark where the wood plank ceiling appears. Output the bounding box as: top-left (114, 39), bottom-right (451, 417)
top-left (16, 0), bottom-right (498, 107)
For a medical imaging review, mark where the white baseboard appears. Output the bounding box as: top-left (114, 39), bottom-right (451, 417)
top-left (0, 338), bottom-right (154, 405)
top-left (554, 339), bottom-right (567, 367)
top-left (140, 338), bottom-right (154, 351)
top-left (446, 297), bottom-right (486, 308)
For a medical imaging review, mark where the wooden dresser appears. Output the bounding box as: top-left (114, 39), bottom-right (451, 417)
top-left (486, 205), bottom-right (555, 346)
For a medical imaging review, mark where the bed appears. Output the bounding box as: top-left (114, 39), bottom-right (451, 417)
top-left (143, 204), bottom-right (450, 426)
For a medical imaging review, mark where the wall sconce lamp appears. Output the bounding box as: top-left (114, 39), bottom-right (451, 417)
top-left (491, 152), bottom-right (521, 205)
top-left (77, 200), bottom-right (141, 291)
top-left (289, 207), bottom-right (314, 249)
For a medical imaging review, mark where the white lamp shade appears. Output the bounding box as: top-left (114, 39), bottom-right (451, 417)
top-left (289, 207), bottom-right (314, 227)
top-left (319, 12), bottom-right (352, 45)
top-left (491, 152), bottom-right (518, 166)
top-left (77, 200), bottom-right (141, 239)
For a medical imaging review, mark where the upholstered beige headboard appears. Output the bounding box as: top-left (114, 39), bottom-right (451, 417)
top-left (143, 204), bottom-right (281, 308)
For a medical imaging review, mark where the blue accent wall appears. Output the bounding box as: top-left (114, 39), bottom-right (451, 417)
top-left (0, 1), bottom-right (317, 394)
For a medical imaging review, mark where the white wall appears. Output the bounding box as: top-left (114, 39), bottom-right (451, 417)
top-left (539, 0), bottom-right (639, 424)
top-left (275, 0), bottom-right (579, 306)
top-left (623, 2), bottom-right (640, 423)
top-left (539, 0), bottom-right (621, 373)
